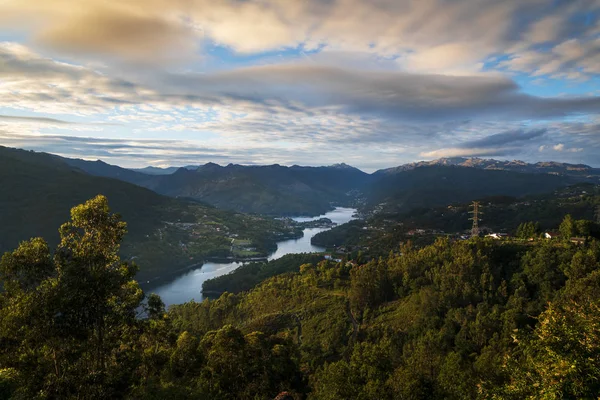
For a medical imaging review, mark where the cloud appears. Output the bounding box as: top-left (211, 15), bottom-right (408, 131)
top-left (0, 130), bottom-right (400, 170)
top-left (3, 43), bottom-right (600, 132)
top-left (0, 0), bottom-right (598, 76)
top-left (420, 124), bottom-right (600, 161)
top-left (1, 42), bottom-right (600, 169)
top-left (460, 128), bottom-right (548, 148)
top-left (37, 6), bottom-right (198, 64)
top-left (0, 1), bottom-right (199, 64)
top-left (420, 147), bottom-right (515, 158)
top-left (0, 115), bottom-right (73, 125)
top-left (0, 114), bottom-right (122, 128)
top-left (152, 65), bottom-right (600, 124)
top-left (503, 37), bottom-right (600, 79)
top-left (419, 128), bottom-right (549, 158)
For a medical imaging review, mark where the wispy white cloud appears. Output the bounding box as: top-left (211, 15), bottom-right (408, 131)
top-left (0, 1), bottom-right (599, 169)
top-left (420, 147), bottom-right (515, 159)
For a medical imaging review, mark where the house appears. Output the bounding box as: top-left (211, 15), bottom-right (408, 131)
top-left (486, 233), bottom-right (510, 240)
top-left (544, 232), bottom-right (560, 239)
top-left (324, 254), bottom-right (332, 260)
top-left (571, 237), bottom-right (586, 245)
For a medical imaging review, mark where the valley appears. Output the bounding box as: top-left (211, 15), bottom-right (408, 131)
top-left (2, 145), bottom-right (600, 400)
top-left (3, 5), bottom-right (600, 397)
top-left (149, 207), bottom-right (356, 306)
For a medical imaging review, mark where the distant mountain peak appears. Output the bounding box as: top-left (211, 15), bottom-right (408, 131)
top-left (375, 157), bottom-right (598, 182)
top-left (197, 162), bottom-right (223, 171)
top-left (329, 162), bottom-right (355, 170)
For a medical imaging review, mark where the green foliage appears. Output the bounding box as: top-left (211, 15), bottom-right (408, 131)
top-left (147, 293), bottom-right (166, 320)
top-left (560, 214), bottom-right (576, 239)
top-left (559, 214), bottom-right (597, 240)
top-left (0, 195), bottom-right (144, 399)
top-left (493, 299), bottom-right (600, 399)
top-left (349, 258), bottom-right (393, 314)
top-left (2, 193), bottom-right (600, 399)
top-left (315, 184), bottom-right (600, 255)
top-left (516, 221), bottom-right (540, 239)
top-left (198, 326), bottom-right (304, 399)
top-left (202, 254), bottom-right (325, 297)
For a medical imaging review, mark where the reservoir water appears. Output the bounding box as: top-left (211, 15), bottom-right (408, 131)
top-left (150, 207), bottom-right (356, 307)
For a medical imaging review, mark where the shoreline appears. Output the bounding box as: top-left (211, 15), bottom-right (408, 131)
top-left (141, 262), bottom-right (203, 290)
top-left (141, 253), bottom-right (276, 291)
top-left (148, 207), bottom-right (358, 305)
top-left (139, 232), bottom-right (305, 290)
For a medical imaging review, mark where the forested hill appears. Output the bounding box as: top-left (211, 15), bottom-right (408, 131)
top-left (59, 149), bottom-right (592, 216)
top-left (63, 156), bottom-right (371, 215)
top-left (1, 196), bottom-right (599, 398)
top-left (6, 146), bottom-right (595, 217)
top-left (146, 163), bottom-right (371, 216)
top-left (0, 146), bottom-right (169, 250)
top-left (365, 165), bottom-right (577, 212)
top-left (0, 146), bottom-right (299, 282)
top-left (312, 183), bottom-right (600, 253)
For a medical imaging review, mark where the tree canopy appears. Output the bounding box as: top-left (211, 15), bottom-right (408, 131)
top-left (1, 195), bottom-right (600, 399)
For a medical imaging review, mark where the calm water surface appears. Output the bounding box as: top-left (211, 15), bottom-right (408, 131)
top-left (150, 207), bottom-right (356, 307)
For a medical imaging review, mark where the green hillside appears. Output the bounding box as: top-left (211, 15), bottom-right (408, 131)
top-left (366, 165), bottom-right (576, 212)
top-left (63, 158), bottom-right (371, 216)
top-left (312, 183), bottom-right (600, 251)
top-left (0, 146), bottom-right (300, 282)
top-left (62, 154), bottom-right (588, 217)
top-left (2, 197), bottom-right (599, 398)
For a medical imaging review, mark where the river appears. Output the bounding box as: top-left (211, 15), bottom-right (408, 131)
top-left (150, 207), bottom-right (356, 307)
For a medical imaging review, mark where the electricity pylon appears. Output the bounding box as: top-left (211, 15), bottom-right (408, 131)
top-left (469, 201), bottom-right (482, 238)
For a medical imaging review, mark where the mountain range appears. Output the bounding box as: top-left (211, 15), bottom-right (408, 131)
top-left (3, 145), bottom-right (599, 279)
top-left (62, 158), bottom-right (372, 215)
top-left (60, 154), bottom-right (600, 215)
top-left (376, 157), bottom-right (600, 178)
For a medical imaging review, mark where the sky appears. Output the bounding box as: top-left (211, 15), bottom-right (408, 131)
top-left (0, 0), bottom-right (599, 172)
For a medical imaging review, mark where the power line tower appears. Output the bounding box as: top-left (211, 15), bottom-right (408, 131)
top-left (469, 201), bottom-right (482, 237)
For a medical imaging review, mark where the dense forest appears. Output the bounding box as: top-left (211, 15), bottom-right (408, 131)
top-left (1, 195), bottom-right (600, 399)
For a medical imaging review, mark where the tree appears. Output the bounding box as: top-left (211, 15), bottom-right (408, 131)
top-left (559, 214), bottom-right (576, 240)
top-left (516, 222), bottom-right (540, 239)
top-left (349, 259), bottom-right (392, 315)
top-left (574, 219), bottom-right (593, 237)
top-left (312, 339), bottom-right (396, 400)
top-left (0, 195), bottom-right (144, 399)
top-left (198, 325), bottom-right (303, 399)
top-left (0, 237), bottom-right (53, 294)
top-left (147, 293), bottom-right (166, 320)
top-left (494, 299), bottom-right (600, 399)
